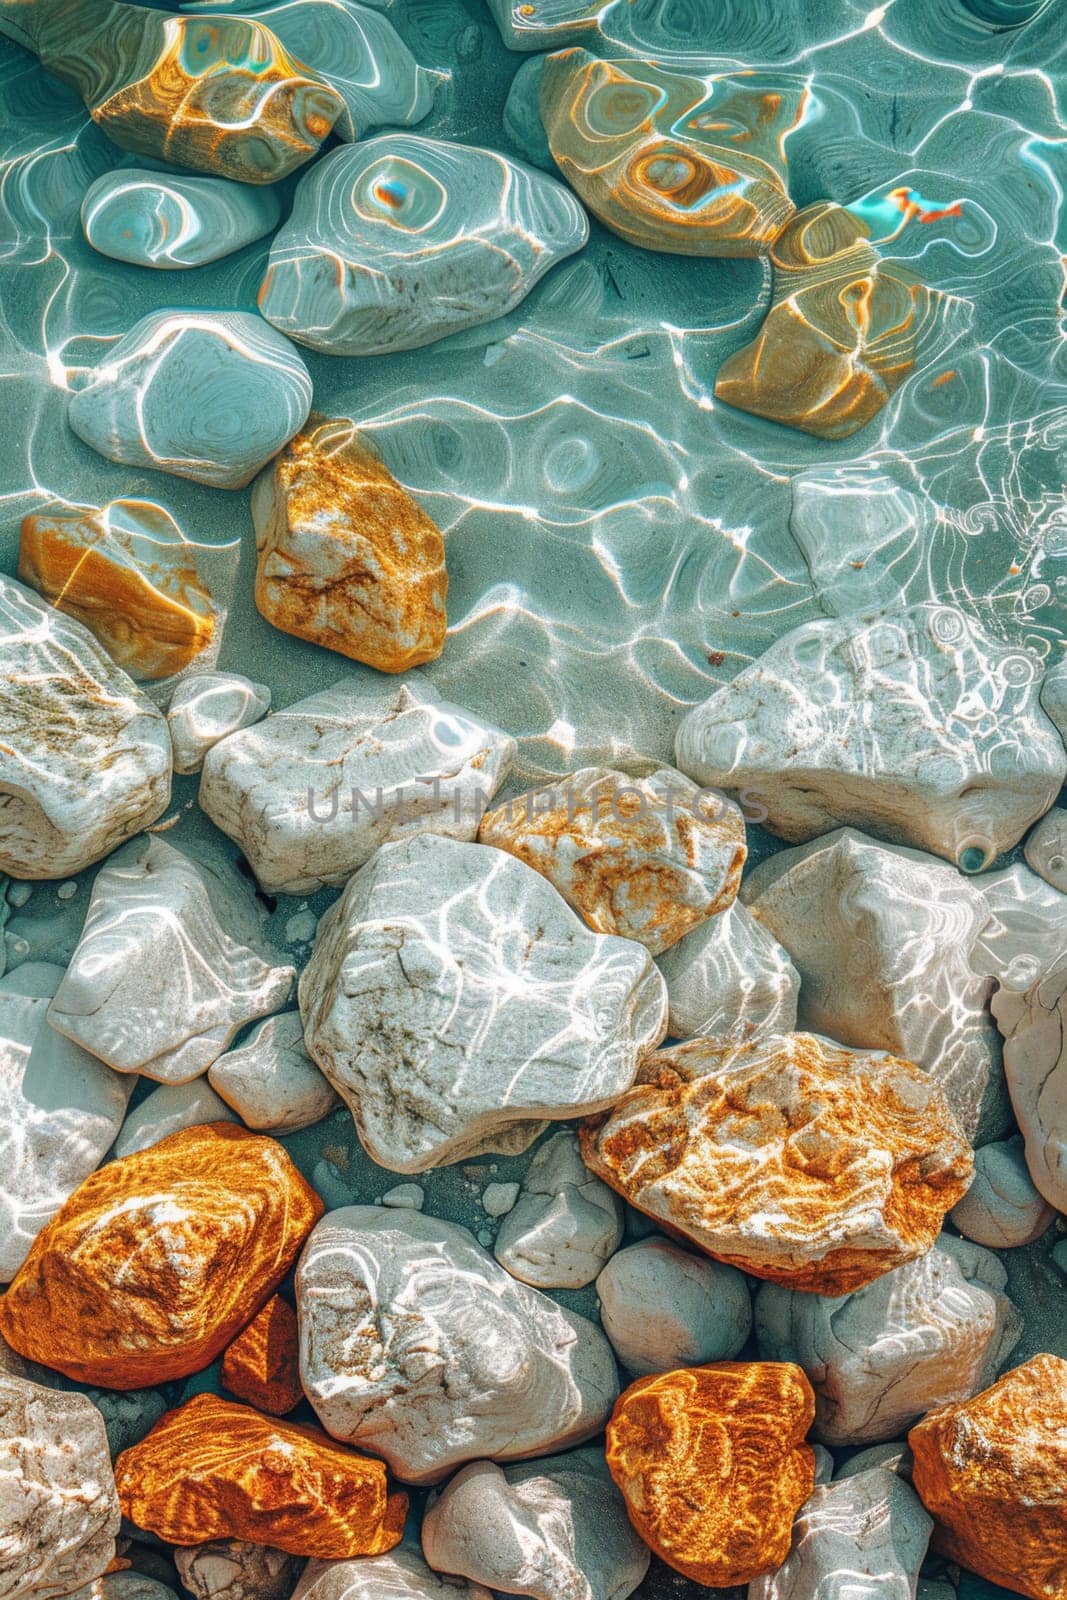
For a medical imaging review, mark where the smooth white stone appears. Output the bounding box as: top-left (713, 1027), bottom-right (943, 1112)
top-left (493, 1130), bottom-right (623, 1289)
top-left (67, 1581), bottom-right (178, 1600)
top-left (67, 310), bottom-right (312, 490)
top-left (754, 1235), bottom-right (1022, 1446)
top-left (173, 1541), bottom-right (300, 1600)
top-left (970, 862), bottom-right (1067, 994)
top-left (949, 1134), bottom-right (1055, 1248)
top-left (0, 1372), bottom-right (120, 1599)
top-left (0, 962), bottom-right (132, 1283)
top-left (1025, 806), bottom-right (1067, 892)
top-left (167, 673), bottom-right (270, 775)
top-left (111, 1079), bottom-right (237, 1158)
top-left (208, 1010), bottom-right (338, 1132)
top-left (0, 575), bottom-right (171, 880)
top-left (81, 168), bottom-right (281, 269)
top-left (482, 1182), bottom-right (519, 1218)
top-left (199, 677), bottom-right (516, 896)
top-left (293, 1539), bottom-right (491, 1600)
top-left (298, 834), bottom-right (667, 1173)
top-left (295, 1206), bottom-right (619, 1483)
top-left (47, 836), bottom-right (294, 1083)
top-left (595, 1237), bottom-right (752, 1376)
top-left (675, 604), bottom-right (1066, 870)
top-left (258, 136), bottom-right (588, 356)
top-left (421, 1448), bottom-right (649, 1600)
top-left (748, 1468), bottom-right (932, 1600)
top-left (742, 828), bottom-right (1004, 1139)
top-left (380, 1183), bottom-right (425, 1211)
top-left (655, 899), bottom-right (800, 1042)
top-left (991, 957), bottom-right (1067, 1213)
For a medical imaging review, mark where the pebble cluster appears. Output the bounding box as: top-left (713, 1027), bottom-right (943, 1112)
top-left (0, 2), bottom-right (1063, 1600)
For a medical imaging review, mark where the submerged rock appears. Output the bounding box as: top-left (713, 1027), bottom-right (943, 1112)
top-left (2, 1), bottom-right (342, 182)
top-left (755, 1235), bottom-right (1022, 1446)
top-left (656, 899), bottom-right (800, 1042)
top-left (199, 678), bottom-right (514, 895)
top-left (742, 829), bottom-right (1005, 1139)
top-left (208, 1010), bottom-right (338, 1132)
top-left (992, 957), bottom-right (1067, 1213)
top-left (0, 961), bottom-right (132, 1282)
top-left (909, 1355), bottom-right (1067, 1600)
top-left (750, 1468), bottom-right (932, 1600)
top-left (258, 136), bottom-right (588, 356)
top-left (251, 415), bottom-right (448, 672)
top-left (68, 310), bottom-right (312, 490)
top-left (18, 499), bottom-right (240, 689)
top-left (81, 168), bottom-right (281, 269)
top-left (299, 834), bottom-right (666, 1172)
top-left (540, 53), bottom-right (799, 256)
top-left (1025, 805), bottom-right (1067, 891)
top-left (605, 1362), bottom-right (816, 1587)
top-left (949, 1134), bottom-right (1056, 1247)
top-left (0, 574), bottom-right (171, 880)
top-left (421, 1448), bottom-right (649, 1600)
top-left (676, 604), bottom-right (1066, 869)
top-left (174, 1541), bottom-right (300, 1600)
top-left (715, 202), bottom-right (939, 438)
top-left (111, 1078), bottom-right (237, 1158)
top-left (492, 1130), bottom-right (623, 1289)
top-left (293, 1540), bottom-right (490, 1600)
top-left (166, 673), bottom-right (270, 774)
top-left (0, 1371), bottom-right (120, 1599)
top-left (47, 837), bottom-right (294, 1083)
top-left (0, 1123), bottom-right (322, 1388)
top-left (596, 1238), bottom-right (752, 1375)
top-left (485, 0), bottom-right (608, 49)
top-left (580, 1033), bottom-right (973, 1294)
top-left (478, 765), bottom-right (745, 954)
top-left (115, 1393), bottom-right (406, 1559)
top-left (296, 1207), bottom-right (619, 1483)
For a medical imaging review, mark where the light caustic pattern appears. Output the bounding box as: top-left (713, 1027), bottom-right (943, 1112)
top-left (0, 0), bottom-right (1064, 781)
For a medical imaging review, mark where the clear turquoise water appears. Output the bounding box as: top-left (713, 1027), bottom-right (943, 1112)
top-left (1, 3), bottom-right (1065, 1592)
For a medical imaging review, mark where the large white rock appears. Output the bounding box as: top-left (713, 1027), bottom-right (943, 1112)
top-left (46, 837), bottom-right (294, 1083)
top-left (754, 1235), bottom-right (1022, 1446)
top-left (0, 962), bottom-right (132, 1282)
top-left (675, 604), bottom-right (1066, 870)
top-left (421, 1448), bottom-right (649, 1600)
top-left (0, 1371), bottom-right (120, 1598)
top-left (259, 136), bottom-right (588, 356)
top-left (110, 1078), bottom-right (238, 1159)
top-left (655, 899), bottom-right (799, 1043)
top-left (949, 1134), bottom-right (1056, 1248)
top-left (293, 1540), bottom-right (490, 1600)
top-left (208, 1010), bottom-right (339, 1132)
top-left (199, 678), bottom-right (516, 895)
top-left (1025, 806), bottom-right (1067, 892)
top-left (295, 1207), bottom-right (619, 1484)
top-left (970, 862), bottom-right (1067, 994)
top-left (742, 829), bottom-right (1005, 1139)
top-left (173, 1541), bottom-right (300, 1600)
top-left (992, 957), bottom-right (1067, 1213)
top-left (166, 672), bottom-right (270, 775)
top-left (67, 1581), bottom-right (178, 1600)
top-left (298, 834), bottom-right (666, 1172)
top-left (0, 575), bottom-right (171, 880)
top-left (749, 1468), bottom-right (932, 1600)
top-left (493, 1131), bottom-right (623, 1289)
top-left (595, 1237), bottom-right (752, 1376)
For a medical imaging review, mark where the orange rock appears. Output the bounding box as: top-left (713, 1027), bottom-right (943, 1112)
top-left (580, 1033), bottom-right (973, 1294)
top-left (606, 1361), bottom-right (816, 1586)
top-left (115, 1393), bottom-right (407, 1559)
top-left (909, 1354), bottom-right (1067, 1600)
top-left (18, 499), bottom-right (233, 681)
top-left (0, 1123), bottom-right (322, 1388)
top-left (251, 414), bottom-right (448, 672)
top-left (221, 1294), bottom-right (303, 1415)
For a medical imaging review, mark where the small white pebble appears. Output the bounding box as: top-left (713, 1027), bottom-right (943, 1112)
top-left (6, 883), bottom-right (31, 909)
top-left (477, 1229), bottom-right (493, 1247)
top-left (482, 1181), bottom-right (520, 1217)
top-left (285, 909), bottom-right (318, 944)
top-left (56, 881), bottom-right (78, 901)
top-left (381, 1183), bottom-right (426, 1211)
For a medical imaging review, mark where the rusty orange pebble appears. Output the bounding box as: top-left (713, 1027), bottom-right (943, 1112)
top-left (606, 1361), bottom-right (816, 1586)
top-left (0, 1123), bottom-right (323, 1388)
top-left (115, 1393), bottom-right (407, 1559)
top-left (221, 1294), bottom-right (304, 1416)
top-left (909, 1354), bottom-right (1067, 1600)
